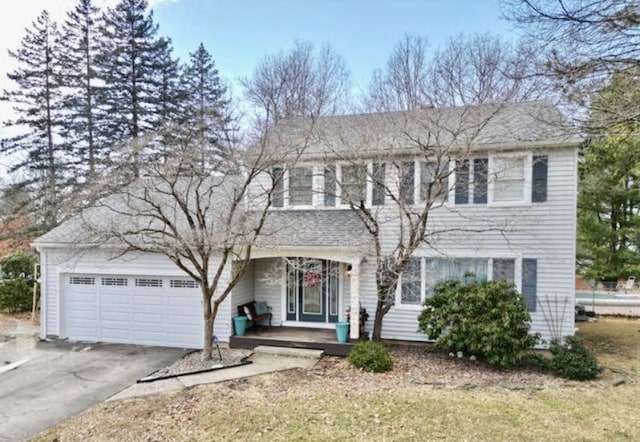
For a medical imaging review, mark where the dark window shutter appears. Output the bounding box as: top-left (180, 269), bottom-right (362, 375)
top-left (324, 165), bottom-right (336, 207)
top-left (272, 166), bottom-right (284, 208)
top-left (493, 258), bottom-right (515, 282)
top-left (522, 258), bottom-right (537, 312)
top-left (473, 158), bottom-right (488, 204)
top-left (532, 155), bottom-right (548, 203)
top-left (372, 162), bottom-right (385, 205)
top-left (455, 160), bottom-right (469, 204)
top-left (401, 161), bottom-right (415, 205)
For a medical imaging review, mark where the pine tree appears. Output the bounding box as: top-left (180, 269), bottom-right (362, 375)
top-left (58, 0), bottom-right (105, 180)
top-left (1, 10), bottom-right (65, 230)
top-left (155, 37), bottom-right (184, 125)
top-left (98, 0), bottom-right (167, 145)
top-left (180, 43), bottom-right (232, 161)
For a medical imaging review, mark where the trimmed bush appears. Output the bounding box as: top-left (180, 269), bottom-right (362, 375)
top-left (0, 279), bottom-right (33, 312)
top-left (348, 341), bottom-right (393, 373)
top-left (547, 336), bottom-right (602, 381)
top-left (418, 278), bottom-right (539, 368)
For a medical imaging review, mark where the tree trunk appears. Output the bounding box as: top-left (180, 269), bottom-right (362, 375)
top-left (371, 296), bottom-right (386, 341)
top-left (202, 292), bottom-right (213, 360)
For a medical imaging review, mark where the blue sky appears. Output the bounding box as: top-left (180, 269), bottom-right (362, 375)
top-left (153, 0), bottom-right (519, 87)
top-left (0, 0), bottom-right (519, 178)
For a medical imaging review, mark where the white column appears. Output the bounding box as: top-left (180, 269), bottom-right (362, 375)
top-left (349, 261), bottom-right (360, 340)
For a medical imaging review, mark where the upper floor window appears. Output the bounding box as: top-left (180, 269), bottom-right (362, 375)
top-left (340, 164), bottom-right (367, 205)
top-left (452, 153), bottom-right (548, 206)
top-left (289, 166), bottom-right (313, 206)
top-left (492, 157), bottom-right (526, 202)
top-left (400, 161), bottom-right (415, 205)
top-left (420, 161), bottom-right (449, 203)
top-left (371, 162), bottom-right (386, 206)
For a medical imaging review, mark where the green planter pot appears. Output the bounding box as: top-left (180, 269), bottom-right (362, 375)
top-left (233, 316), bottom-right (248, 336)
top-left (335, 321), bottom-right (350, 343)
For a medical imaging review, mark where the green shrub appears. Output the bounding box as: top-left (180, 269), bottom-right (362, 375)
top-left (546, 336), bottom-right (602, 381)
top-left (0, 251), bottom-right (37, 281)
top-left (0, 279), bottom-right (33, 312)
top-left (348, 341), bottom-right (393, 373)
top-left (418, 278), bottom-right (539, 368)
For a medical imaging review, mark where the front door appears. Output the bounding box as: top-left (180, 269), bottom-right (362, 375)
top-left (286, 258), bottom-right (340, 323)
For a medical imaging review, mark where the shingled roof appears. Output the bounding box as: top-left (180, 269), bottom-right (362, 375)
top-left (264, 100), bottom-right (582, 160)
top-left (256, 210), bottom-right (371, 250)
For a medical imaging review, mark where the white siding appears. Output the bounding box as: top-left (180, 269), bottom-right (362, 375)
top-left (375, 148), bottom-right (577, 343)
top-left (252, 258), bottom-right (283, 325)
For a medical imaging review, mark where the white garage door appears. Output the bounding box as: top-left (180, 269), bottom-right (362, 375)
top-left (63, 274), bottom-right (203, 349)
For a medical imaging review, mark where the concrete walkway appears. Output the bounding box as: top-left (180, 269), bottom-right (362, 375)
top-left (109, 346), bottom-right (323, 401)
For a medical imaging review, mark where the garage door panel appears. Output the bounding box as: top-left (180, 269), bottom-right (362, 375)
top-left (100, 293), bottom-right (131, 304)
top-left (133, 312), bottom-right (164, 324)
top-left (132, 294), bottom-right (164, 306)
top-left (64, 274), bottom-right (202, 349)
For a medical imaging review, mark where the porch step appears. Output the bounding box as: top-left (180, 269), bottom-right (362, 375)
top-left (253, 345), bottom-right (324, 359)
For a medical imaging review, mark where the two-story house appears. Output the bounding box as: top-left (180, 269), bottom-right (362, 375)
top-left (33, 100), bottom-right (580, 350)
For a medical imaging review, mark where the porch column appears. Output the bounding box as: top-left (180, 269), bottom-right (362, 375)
top-left (349, 261), bottom-right (360, 340)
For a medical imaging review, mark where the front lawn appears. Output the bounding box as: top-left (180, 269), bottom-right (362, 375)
top-left (32, 318), bottom-right (640, 441)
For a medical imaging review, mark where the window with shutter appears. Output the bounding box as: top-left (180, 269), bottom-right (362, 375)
top-left (455, 160), bottom-right (470, 204)
top-left (522, 258), bottom-right (538, 312)
top-left (532, 155), bottom-right (548, 202)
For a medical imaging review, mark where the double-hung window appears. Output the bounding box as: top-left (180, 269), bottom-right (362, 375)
top-left (288, 166), bottom-right (313, 206)
top-left (492, 156), bottom-right (526, 202)
top-left (420, 161), bottom-right (448, 203)
top-left (340, 164), bottom-right (367, 205)
top-left (401, 258), bottom-right (422, 305)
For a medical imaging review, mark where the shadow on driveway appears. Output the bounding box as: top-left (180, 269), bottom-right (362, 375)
top-left (0, 334), bottom-right (187, 441)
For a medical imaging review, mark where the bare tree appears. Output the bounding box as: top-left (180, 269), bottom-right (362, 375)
top-left (76, 122), bottom-right (314, 360)
top-left (364, 33), bottom-right (546, 112)
top-left (501, 0), bottom-right (640, 126)
top-left (365, 34), bottom-right (430, 112)
top-left (241, 40), bottom-right (351, 130)
top-left (426, 33), bottom-right (546, 107)
top-left (317, 103), bottom-right (528, 340)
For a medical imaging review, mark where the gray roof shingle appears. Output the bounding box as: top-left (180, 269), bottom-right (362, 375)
top-left (264, 100), bottom-right (582, 160)
top-left (256, 210), bottom-right (371, 250)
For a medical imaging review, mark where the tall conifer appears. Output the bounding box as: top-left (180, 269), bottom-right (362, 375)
top-left (1, 10), bottom-right (64, 230)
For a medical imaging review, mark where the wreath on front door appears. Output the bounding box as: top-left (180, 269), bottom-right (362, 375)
top-left (303, 271), bottom-right (321, 288)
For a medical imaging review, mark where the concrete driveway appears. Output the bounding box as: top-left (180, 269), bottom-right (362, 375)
top-left (0, 324), bottom-right (186, 442)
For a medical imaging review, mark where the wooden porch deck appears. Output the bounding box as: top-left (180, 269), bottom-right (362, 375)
top-left (229, 326), bottom-right (355, 356)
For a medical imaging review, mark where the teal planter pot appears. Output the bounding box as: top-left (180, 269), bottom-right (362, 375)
top-left (233, 316), bottom-right (248, 336)
top-left (335, 321), bottom-right (350, 343)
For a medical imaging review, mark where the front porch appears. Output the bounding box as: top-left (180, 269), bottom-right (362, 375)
top-left (232, 253), bottom-right (365, 343)
top-left (229, 326), bottom-right (355, 356)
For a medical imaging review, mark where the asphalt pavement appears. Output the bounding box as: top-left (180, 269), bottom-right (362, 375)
top-left (0, 328), bottom-right (185, 442)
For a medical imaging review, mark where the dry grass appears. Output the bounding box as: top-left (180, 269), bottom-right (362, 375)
top-left (32, 318), bottom-right (640, 442)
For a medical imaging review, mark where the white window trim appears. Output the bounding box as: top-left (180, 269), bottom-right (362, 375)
top-left (283, 165), bottom-right (316, 209)
top-left (418, 159), bottom-right (452, 206)
top-left (488, 153), bottom-right (532, 206)
top-left (337, 162), bottom-right (369, 208)
top-left (395, 255), bottom-right (522, 310)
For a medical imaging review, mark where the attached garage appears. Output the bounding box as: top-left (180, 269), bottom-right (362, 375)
top-left (62, 273), bottom-right (204, 349)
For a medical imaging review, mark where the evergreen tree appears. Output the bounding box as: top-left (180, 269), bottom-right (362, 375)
top-left (58, 0), bottom-right (105, 180)
top-left (577, 71), bottom-right (640, 281)
top-left (155, 37), bottom-right (184, 126)
top-left (1, 10), bottom-right (65, 230)
top-left (98, 0), bottom-right (167, 145)
top-left (180, 43), bottom-right (232, 161)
